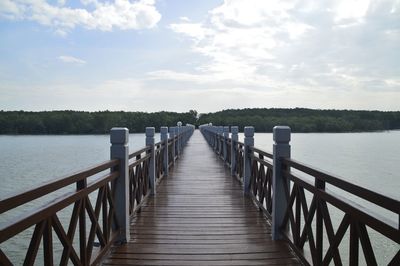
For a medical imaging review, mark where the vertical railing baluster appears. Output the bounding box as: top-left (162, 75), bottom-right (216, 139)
top-left (169, 126), bottom-right (175, 165)
top-left (103, 185), bottom-right (108, 243)
top-left (146, 127), bottom-right (156, 195)
top-left (176, 126), bottom-right (179, 158)
top-left (350, 220), bottom-right (359, 265)
top-left (295, 186), bottom-right (301, 247)
top-left (161, 126), bottom-right (169, 177)
top-left (77, 179), bottom-right (87, 263)
top-left (316, 179), bottom-right (325, 264)
top-left (223, 126), bottom-right (229, 163)
top-left (177, 122), bottom-right (182, 157)
top-left (43, 218), bottom-right (53, 266)
top-left (272, 126), bottom-right (291, 240)
top-left (214, 126), bottom-right (218, 151)
top-left (231, 126), bottom-right (238, 176)
top-left (243, 126), bottom-right (254, 195)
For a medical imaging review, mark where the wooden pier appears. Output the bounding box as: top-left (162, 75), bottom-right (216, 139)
top-left (1, 123), bottom-right (399, 266)
top-left (102, 130), bottom-right (300, 265)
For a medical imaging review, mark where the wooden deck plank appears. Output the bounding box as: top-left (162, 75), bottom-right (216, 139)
top-left (102, 130), bottom-right (301, 265)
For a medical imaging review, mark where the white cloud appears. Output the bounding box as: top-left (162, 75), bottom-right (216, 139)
top-left (179, 16), bottom-right (190, 22)
top-left (334, 0), bottom-right (370, 23)
top-left (58, 55), bottom-right (86, 64)
top-left (164, 0), bottom-right (400, 103)
top-left (2, 76), bottom-right (399, 112)
top-left (0, 0), bottom-right (161, 34)
top-left (169, 23), bottom-right (211, 41)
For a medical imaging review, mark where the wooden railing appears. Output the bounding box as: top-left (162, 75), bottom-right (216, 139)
top-left (199, 124), bottom-right (400, 266)
top-left (167, 138), bottom-right (175, 168)
top-left (233, 140), bottom-right (244, 182)
top-left (281, 158), bottom-right (400, 265)
top-left (250, 146), bottom-right (273, 219)
top-left (0, 123), bottom-right (195, 265)
top-left (155, 141), bottom-right (165, 182)
top-left (0, 159), bottom-right (120, 266)
top-left (128, 147), bottom-right (151, 216)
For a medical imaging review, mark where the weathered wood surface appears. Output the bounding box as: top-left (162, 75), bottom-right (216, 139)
top-left (102, 130), bottom-right (301, 265)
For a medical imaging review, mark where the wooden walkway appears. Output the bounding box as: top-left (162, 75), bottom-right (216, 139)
top-left (102, 131), bottom-right (301, 265)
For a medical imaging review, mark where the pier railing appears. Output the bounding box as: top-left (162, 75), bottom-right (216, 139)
top-left (0, 123), bottom-right (194, 265)
top-left (200, 124), bottom-right (400, 266)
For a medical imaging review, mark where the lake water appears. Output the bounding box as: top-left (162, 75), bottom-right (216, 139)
top-left (0, 131), bottom-right (399, 264)
top-left (246, 131), bottom-right (400, 200)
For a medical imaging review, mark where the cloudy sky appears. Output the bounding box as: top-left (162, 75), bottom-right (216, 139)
top-left (0, 0), bottom-right (399, 112)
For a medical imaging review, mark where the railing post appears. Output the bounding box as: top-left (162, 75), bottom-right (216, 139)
top-left (146, 127), bottom-right (156, 195)
top-left (223, 126), bottom-right (229, 163)
top-left (177, 122), bottom-right (182, 158)
top-left (182, 126), bottom-right (187, 147)
top-left (208, 126), bottom-right (213, 145)
top-left (169, 126), bottom-right (175, 164)
top-left (218, 126), bottom-right (223, 155)
top-left (213, 126), bottom-right (218, 150)
top-left (110, 127), bottom-right (130, 243)
top-left (175, 126), bottom-right (180, 158)
top-left (231, 126), bottom-right (238, 176)
top-left (243, 126), bottom-right (254, 195)
top-left (161, 126), bottom-right (169, 177)
top-left (272, 126), bottom-right (291, 240)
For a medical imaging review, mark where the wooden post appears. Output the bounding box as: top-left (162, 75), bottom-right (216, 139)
top-left (272, 126), bottom-right (291, 240)
top-left (169, 126), bottom-right (175, 164)
top-left (161, 126), bottom-right (169, 177)
top-left (110, 127), bottom-right (129, 243)
top-left (230, 126), bottom-right (238, 176)
top-left (223, 126), bottom-right (229, 163)
top-left (243, 126), bottom-right (254, 195)
top-left (146, 127), bottom-right (156, 195)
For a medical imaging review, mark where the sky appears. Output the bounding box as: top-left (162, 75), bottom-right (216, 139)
top-left (0, 0), bottom-right (399, 113)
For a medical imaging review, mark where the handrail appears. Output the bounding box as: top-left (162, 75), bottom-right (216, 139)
top-left (249, 147), bottom-right (274, 218)
top-left (0, 171), bottom-right (119, 243)
top-left (0, 159), bottom-right (119, 214)
top-left (251, 155), bottom-right (273, 168)
top-left (250, 146), bottom-right (273, 159)
top-left (283, 158), bottom-right (400, 214)
top-left (0, 159), bottom-right (121, 265)
top-left (129, 153), bottom-right (151, 168)
top-left (283, 169), bottom-right (399, 240)
top-left (128, 147), bottom-right (151, 216)
top-left (129, 146), bottom-right (150, 159)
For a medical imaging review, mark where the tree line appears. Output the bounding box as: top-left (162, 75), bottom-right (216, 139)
top-left (0, 108), bottom-right (399, 134)
top-left (197, 108), bottom-right (400, 133)
top-left (0, 110), bottom-right (197, 134)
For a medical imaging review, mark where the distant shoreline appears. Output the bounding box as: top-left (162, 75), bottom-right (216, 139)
top-left (1, 108), bottom-right (399, 134)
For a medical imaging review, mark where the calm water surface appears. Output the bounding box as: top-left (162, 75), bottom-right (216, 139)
top-left (0, 131), bottom-right (399, 264)
top-left (0, 134), bottom-right (156, 198)
top-left (249, 131), bottom-right (400, 200)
